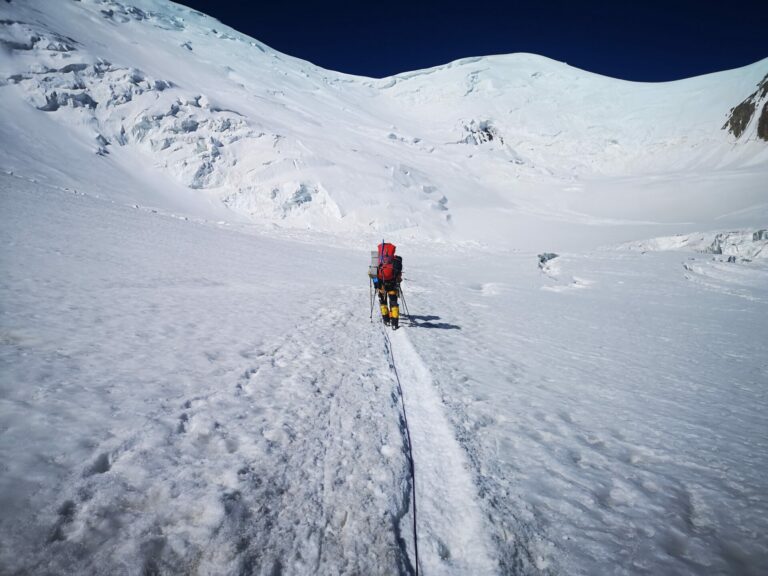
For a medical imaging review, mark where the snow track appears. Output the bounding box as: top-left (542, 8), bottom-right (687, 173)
top-left (18, 302), bottom-right (418, 576)
top-left (1, 180), bottom-right (425, 575)
top-left (384, 327), bottom-right (497, 575)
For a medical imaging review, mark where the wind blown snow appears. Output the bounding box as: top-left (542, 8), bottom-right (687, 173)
top-left (1, 1), bottom-right (767, 575)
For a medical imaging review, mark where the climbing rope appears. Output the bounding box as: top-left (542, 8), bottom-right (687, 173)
top-left (382, 326), bottom-right (420, 576)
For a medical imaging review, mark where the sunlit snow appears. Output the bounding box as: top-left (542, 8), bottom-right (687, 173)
top-left (1, 1), bottom-right (767, 575)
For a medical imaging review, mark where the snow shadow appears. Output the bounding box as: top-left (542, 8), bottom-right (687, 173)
top-left (406, 315), bottom-right (461, 330)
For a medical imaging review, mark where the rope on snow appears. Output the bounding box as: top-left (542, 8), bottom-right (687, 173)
top-left (382, 326), bottom-right (420, 576)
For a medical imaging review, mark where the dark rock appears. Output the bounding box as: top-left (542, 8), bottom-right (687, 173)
top-left (759, 74), bottom-right (768, 98)
top-left (725, 100), bottom-right (756, 138)
top-left (758, 101), bottom-right (768, 141)
top-left (724, 73), bottom-right (768, 140)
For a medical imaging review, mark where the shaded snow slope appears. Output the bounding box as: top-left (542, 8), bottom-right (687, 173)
top-left (1, 0), bottom-right (767, 247)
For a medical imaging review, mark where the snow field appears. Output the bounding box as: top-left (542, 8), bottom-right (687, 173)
top-left (1, 0), bottom-right (767, 574)
top-left (0, 176), bottom-right (419, 575)
top-left (2, 171), bottom-right (767, 574)
top-left (401, 246), bottom-right (768, 575)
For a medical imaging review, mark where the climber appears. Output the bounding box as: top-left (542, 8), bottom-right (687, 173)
top-left (371, 241), bottom-right (403, 329)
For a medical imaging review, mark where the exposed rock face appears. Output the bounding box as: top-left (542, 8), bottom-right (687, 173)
top-left (725, 100), bottom-right (756, 138)
top-left (758, 102), bottom-right (768, 141)
top-left (723, 73), bottom-right (768, 141)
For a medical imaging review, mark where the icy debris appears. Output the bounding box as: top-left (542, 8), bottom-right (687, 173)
top-left (98, 1), bottom-right (186, 31)
top-left (290, 184), bottom-right (312, 206)
top-left (704, 231), bottom-right (767, 261)
top-left (538, 253), bottom-right (561, 282)
top-left (623, 230), bottom-right (768, 262)
top-left (460, 119), bottom-right (504, 145)
top-left (7, 34), bottom-right (256, 189)
top-left (95, 134), bottom-right (110, 155)
top-left (223, 181), bottom-right (343, 221)
top-left (14, 60), bottom-right (165, 109)
top-left (0, 19), bottom-right (76, 52)
top-left (538, 252), bottom-right (559, 268)
top-left (38, 91), bottom-right (97, 112)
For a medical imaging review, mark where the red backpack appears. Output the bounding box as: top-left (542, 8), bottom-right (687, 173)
top-left (377, 242), bottom-right (402, 283)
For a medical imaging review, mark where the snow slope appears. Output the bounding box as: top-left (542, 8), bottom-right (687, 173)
top-left (1, 0), bottom-right (768, 575)
top-left (1, 0), bottom-right (767, 247)
top-left (1, 174), bottom-right (417, 575)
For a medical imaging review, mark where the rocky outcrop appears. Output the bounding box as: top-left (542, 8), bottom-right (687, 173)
top-left (723, 73), bottom-right (768, 141)
top-left (758, 101), bottom-right (768, 141)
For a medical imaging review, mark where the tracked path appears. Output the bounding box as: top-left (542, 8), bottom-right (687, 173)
top-left (385, 327), bottom-right (497, 575)
top-left (24, 302), bottom-right (415, 576)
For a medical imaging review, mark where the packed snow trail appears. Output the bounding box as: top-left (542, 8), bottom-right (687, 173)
top-left (383, 326), bottom-right (497, 575)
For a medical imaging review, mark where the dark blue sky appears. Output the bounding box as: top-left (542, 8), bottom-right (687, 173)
top-left (175, 0), bottom-right (767, 81)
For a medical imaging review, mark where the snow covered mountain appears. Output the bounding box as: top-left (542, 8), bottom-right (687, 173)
top-left (2, 0), bottom-right (767, 248)
top-left (1, 1), bottom-right (767, 575)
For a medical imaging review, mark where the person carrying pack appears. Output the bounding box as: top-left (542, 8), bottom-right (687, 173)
top-left (370, 241), bottom-right (403, 329)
